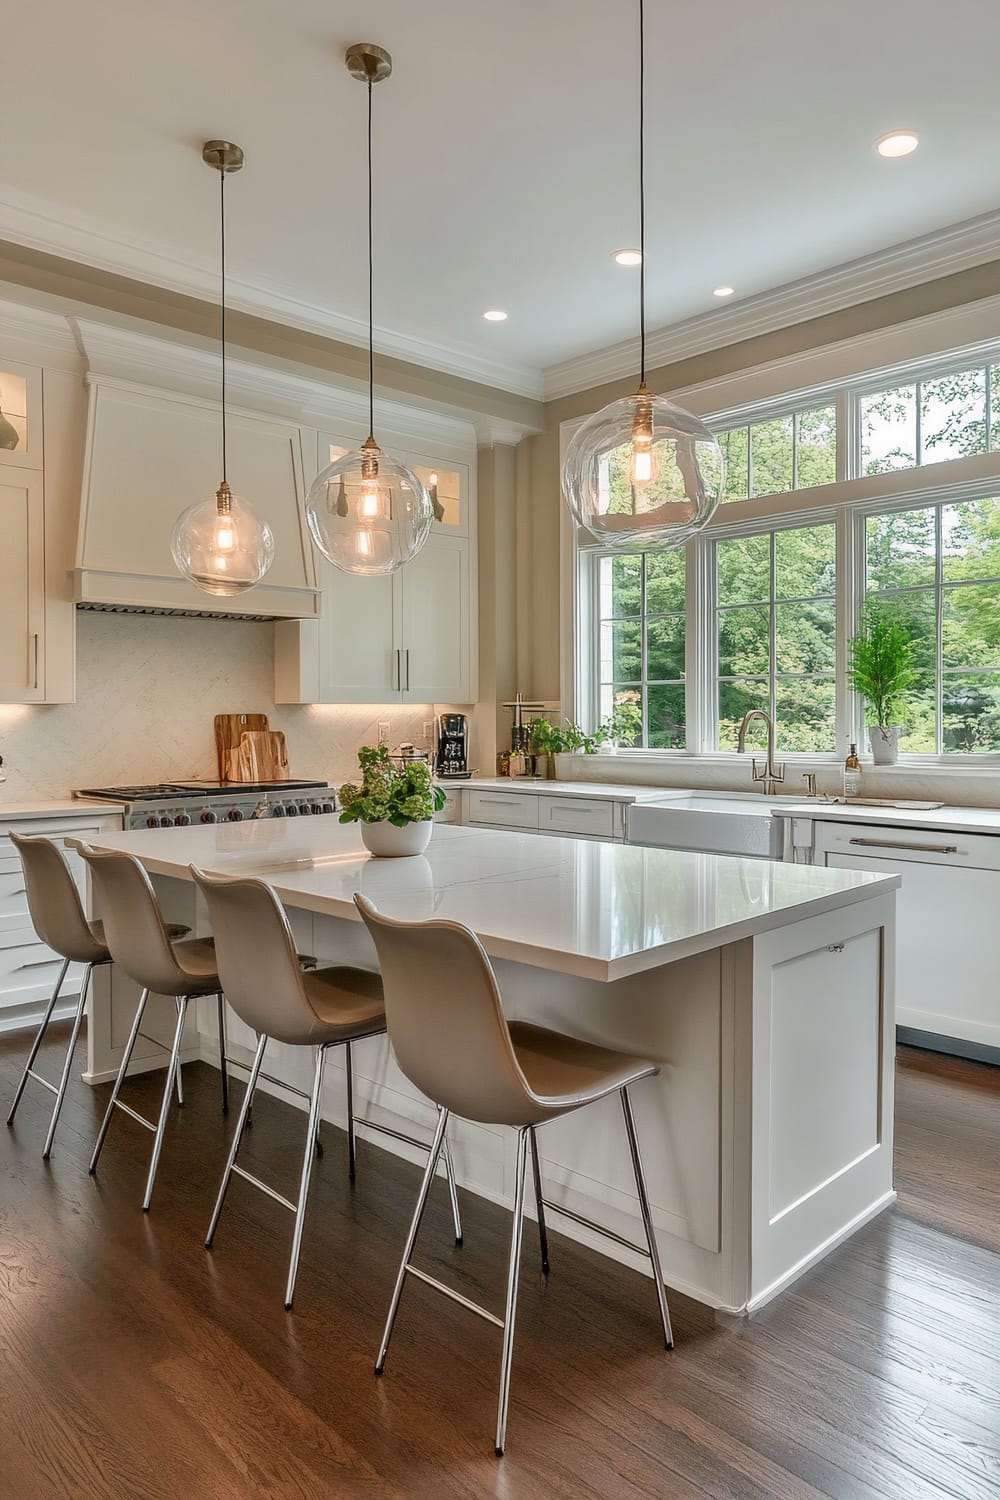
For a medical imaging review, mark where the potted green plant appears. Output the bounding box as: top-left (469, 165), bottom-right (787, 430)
top-left (339, 744), bottom-right (446, 857)
top-left (847, 601), bottom-right (918, 766)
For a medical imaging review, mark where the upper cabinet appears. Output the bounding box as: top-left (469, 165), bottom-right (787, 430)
top-left (0, 361), bottom-right (42, 469)
top-left (275, 433), bottom-right (477, 705)
top-left (75, 380), bottom-right (320, 618)
top-left (0, 470), bottom-right (45, 701)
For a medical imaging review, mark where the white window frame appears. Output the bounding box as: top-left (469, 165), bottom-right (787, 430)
top-left (566, 314), bottom-right (1000, 770)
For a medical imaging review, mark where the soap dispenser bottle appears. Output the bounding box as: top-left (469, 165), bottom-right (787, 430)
top-left (843, 743), bottom-right (861, 798)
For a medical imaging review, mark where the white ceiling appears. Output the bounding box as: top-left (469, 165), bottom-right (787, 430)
top-left (4, 0), bottom-right (999, 398)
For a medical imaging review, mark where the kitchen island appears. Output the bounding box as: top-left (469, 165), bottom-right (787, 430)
top-left (75, 817), bottom-right (899, 1315)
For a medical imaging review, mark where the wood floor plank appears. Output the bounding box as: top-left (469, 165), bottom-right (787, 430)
top-left (1, 1028), bottom-right (997, 1499)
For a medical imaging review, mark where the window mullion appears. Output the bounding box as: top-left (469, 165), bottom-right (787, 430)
top-left (935, 505), bottom-right (944, 755)
top-left (769, 532), bottom-right (778, 728)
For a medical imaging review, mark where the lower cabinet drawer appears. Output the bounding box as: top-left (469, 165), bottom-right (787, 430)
top-left (0, 929), bottom-right (65, 989)
top-left (465, 790), bottom-right (539, 830)
top-left (434, 789), bottom-right (461, 825)
top-left (814, 820), bottom-right (1000, 871)
top-left (537, 795), bottom-right (619, 840)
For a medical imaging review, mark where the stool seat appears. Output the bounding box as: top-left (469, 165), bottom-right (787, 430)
top-left (88, 918), bottom-right (190, 960)
top-left (508, 1022), bottom-right (658, 1119)
top-left (302, 965), bottom-right (385, 1042)
top-left (171, 936), bottom-right (221, 992)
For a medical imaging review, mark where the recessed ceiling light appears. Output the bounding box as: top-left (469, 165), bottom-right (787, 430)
top-left (875, 130), bottom-right (919, 158)
top-left (483, 309), bottom-right (508, 322)
top-left (713, 285), bottom-right (735, 298)
top-left (612, 248), bottom-right (643, 266)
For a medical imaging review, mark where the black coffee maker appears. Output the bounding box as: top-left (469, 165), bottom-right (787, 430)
top-left (436, 713), bottom-right (470, 779)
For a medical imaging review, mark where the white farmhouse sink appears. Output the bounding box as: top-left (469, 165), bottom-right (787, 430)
top-left (628, 790), bottom-right (814, 859)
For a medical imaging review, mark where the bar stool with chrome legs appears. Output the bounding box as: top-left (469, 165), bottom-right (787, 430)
top-left (5, 832), bottom-right (190, 1159)
top-left (192, 867), bottom-right (463, 1310)
top-left (355, 894), bottom-right (674, 1458)
top-left (77, 844), bottom-right (230, 1211)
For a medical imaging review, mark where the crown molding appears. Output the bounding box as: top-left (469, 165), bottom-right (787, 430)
top-left (0, 295), bottom-right (81, 364)
top-left (543, 209), bottom-right (1000, 401)
top-left (71, 318), bottom-right (485, 453)
top-left (0, 184), bottom-right (543, 400)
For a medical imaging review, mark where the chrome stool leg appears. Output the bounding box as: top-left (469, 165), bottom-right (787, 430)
top-left (217, 992), bottom-right (229, 1114)
top-left (441, 1128), bottom-right (463, 1246)
top-left (173, 998), bottom-right (185, 1109)
top-left (345, 1038), bottom-right (355, 1180)
top-left (495, 1127), bottom-right (529, 1457)
top-left (41, 962), bottom-right (93, 1160)
top-left (528, 1126), bottom-right (549, 1275)
top-left (375, 1107), bottom-right (449, 1375)
top-left (284, 1045), bottom-right (328, 1309)
top-left (206, 1032), bottom-right (268, 1248)
top-left (90, 986), bottom-right (149, 1174)
top-left (620, 1086), bottom-right (673, 1350)
top-left (6, 957), bottom-right (71, 1126)
top-left (142, 996), bottom-right (189, 1212)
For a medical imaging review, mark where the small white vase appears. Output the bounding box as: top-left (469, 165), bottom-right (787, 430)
top-left (360, 819), bottom-right (433, 858)
top-left (869, 726), bottom-right (901, 766)
top-left (552, 752), bottom-right (586, 781)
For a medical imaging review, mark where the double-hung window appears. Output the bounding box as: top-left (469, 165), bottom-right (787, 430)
top-left (573, 339), bottom-right (1000, 763)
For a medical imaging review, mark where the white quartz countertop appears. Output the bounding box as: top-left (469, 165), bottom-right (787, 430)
top-left (770, 800), bottom-right (1000, 836)
top-left (0, 798), bottom-right (121, 822)
top-left (73, 816), bottom-right (899, 983)
top-left (459, 777), bottom-right (689, 804)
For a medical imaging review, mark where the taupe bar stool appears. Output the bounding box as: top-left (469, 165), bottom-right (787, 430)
top-left (5, 832), bottom-right (190, 1159)
top-left (78, 845), bottom-right (229, 1211)
top-left (356, 894), bottom-right (673, 1458)
top-left (192, 867), bottom-right (463, 1310)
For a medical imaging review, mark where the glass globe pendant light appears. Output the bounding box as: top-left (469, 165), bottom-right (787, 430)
top-left (171, 142), bottom-right (275, 597)
top-left (305, 44), bottom-right (433, 577)
top-left (561, 0), bottom-right (725, 549)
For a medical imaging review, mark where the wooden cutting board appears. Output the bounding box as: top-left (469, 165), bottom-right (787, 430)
top-left (214, 713), bottom-right (269, 781)
top-left (236, 730), bottom-right (289, 783)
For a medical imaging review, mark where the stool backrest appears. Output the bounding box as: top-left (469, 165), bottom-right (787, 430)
top-left (77, 845), bottom-right (186, 994)
top-left (11, 833), bottom-right (107, 964)
top-left (354, 895), bottom-right (534, 1124)
top-left (191, 867), bottom-right (319, 1044)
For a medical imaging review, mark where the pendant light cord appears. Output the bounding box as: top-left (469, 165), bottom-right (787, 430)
top-left (638, 0), bottom-right (646, 386)
top-left (219, 164), bottom-right (228, 486)
top-left (367, 73), bottom-right (375, 441)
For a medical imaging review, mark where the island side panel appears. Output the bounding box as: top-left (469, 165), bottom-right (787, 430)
top-left (747, 889), bottom-right (896, 1311)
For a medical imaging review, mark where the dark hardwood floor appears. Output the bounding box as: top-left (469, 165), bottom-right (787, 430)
top-left (0, 1029), bottom-right (997, 1500)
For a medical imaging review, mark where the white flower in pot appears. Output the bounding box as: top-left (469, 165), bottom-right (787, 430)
top-left (847, 602), bottom-right (918, 767)
top-left (339, 744), bottom-right (444, 857)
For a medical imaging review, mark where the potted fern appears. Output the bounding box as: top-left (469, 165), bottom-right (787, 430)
top-left (339, 744), bottom-right (445, 857)
top-left (847, 601), bottom-right (918, 766)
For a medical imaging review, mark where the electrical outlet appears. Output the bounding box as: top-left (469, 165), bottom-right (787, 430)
top-left (422, 720), bottom-right (434, 743)
top-left (377, 720), bottom-right (391, 744)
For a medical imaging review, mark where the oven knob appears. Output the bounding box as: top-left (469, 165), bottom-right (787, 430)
top-left (158, 815), bottom-right (174, 828)
top-left (271, 803), bottom-right (286, 817)
top-left (146, 814), bottom-right (159, 829)
top-left (285, 803), bottom-right (298, 816)
top-left (201, 810), bottom-right (218, 824)
top-left (174, 813), bottom-right (191, 827)
top-left (321, 802), bottom-right (335, 815)
top-left (298, 803), bottom-right (311, 816)
top-left (228, 808), bottom-right (245, 822)
top-left (310, 803), bottom-right (324, 815)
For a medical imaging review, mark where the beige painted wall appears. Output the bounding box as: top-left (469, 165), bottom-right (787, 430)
top-left (519, 256), bottom-right (1000, 702)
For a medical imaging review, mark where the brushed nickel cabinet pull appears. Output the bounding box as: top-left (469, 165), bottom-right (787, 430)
top-left (827, 943), bottom-right (846, 953)
top-left (17, 957), bottom-right (59, 970)
top-left (31, 632), bottom-right (39, 690)
top-left (848, 836), bottom-right (959, 855)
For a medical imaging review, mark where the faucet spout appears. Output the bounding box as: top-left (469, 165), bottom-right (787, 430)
top-left (735, 709), bottom-right (785, 796)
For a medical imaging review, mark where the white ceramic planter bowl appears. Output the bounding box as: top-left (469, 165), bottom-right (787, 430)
top-left (361, 819), bottom-right (434, 858)
top-left (869, 726), bottom-right (901, 766)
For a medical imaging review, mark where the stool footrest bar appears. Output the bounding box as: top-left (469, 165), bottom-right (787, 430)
top-left (113, 1100), bottom-right (156, 1133)
top-left (231, 1164), bottom-right (297, 1215)
top-left (540, 1197), bottom-right (652, 1260)
top-left (26, 1070), bottom-right (58, 1096)
top-left (405, 1264), bottom-right (505, 1329)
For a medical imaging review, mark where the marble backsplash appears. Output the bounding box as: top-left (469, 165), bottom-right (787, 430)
top-left (0, 611), bottom-right (435, 802)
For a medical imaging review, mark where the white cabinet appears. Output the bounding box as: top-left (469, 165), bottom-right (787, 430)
top-left (0, 812), bottom-right (123, 1034)
top-left (462, 786), bottom-right (629, 842)
top-left (0, 471), bottom-right (45, 702)
top-left (276, 527), bottom-right (476, 705)
top-left (813, 819), bottom-right (1000, 1055)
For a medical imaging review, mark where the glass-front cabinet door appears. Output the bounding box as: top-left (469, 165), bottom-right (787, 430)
top-left (0, 361), bottom-right (42, 470)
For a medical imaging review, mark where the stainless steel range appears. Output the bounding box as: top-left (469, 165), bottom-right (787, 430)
top-left (74, 780), bottom-right (337, 831)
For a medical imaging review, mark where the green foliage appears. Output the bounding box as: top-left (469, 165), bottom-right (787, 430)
top-left (848, 602), bottom-right (918, 729)
top-left (339, 744), bottom-right (445, 827)
top-left (598, 698), bottom-right (642, 747)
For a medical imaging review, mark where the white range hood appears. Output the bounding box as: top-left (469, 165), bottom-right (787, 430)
top-left (72, 321), bottom-right (321, 620)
